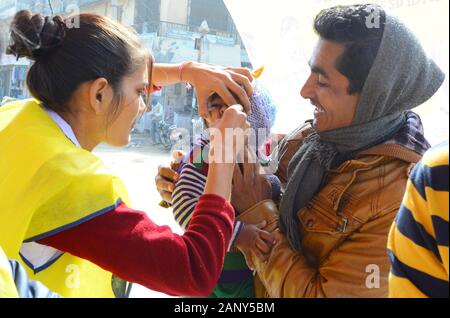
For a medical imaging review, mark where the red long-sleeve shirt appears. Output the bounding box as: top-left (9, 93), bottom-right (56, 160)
top-left (38, 194), bottom-right (234, 297)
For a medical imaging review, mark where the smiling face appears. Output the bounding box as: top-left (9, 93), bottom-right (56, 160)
top-left (301, 39), bottom-right (361, 133)
top-left (105, 63), bottom-right (149, 146)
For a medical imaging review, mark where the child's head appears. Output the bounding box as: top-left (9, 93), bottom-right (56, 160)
top-left (205, 85), bottom-right (278, 142)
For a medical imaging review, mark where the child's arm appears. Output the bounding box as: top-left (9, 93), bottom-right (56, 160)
top-left (172, 163), bottom-right (244, 251)
top-left (172, 163), bottom-right (207, 230)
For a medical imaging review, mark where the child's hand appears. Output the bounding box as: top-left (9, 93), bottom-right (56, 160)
top-left (155, 150), bottom-right (184, 204)
top-left (235, 221), bottom-right (276, 271)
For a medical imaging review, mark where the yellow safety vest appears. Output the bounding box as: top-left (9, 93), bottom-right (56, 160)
top-left (0, 247), bottom-right (18, 298)
top-left (0, 99), bottom-right (131, 298)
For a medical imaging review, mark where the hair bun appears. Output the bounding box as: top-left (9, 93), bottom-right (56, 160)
top-left (6, 10), bottom-right (66, 61)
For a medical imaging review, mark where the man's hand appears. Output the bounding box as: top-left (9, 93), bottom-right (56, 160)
top-left (235, 221), bottom-right (276, 271)
top-left (155, 150), bottom-right (184, 204)
top-left (231, 148), bottom-right (273, 213)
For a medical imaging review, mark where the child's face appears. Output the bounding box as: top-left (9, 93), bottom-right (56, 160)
top-left (206, 95), bottom-right (229, 127)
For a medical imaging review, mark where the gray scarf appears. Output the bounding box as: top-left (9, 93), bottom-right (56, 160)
top-left (279, 14), bottom-right (446, 253)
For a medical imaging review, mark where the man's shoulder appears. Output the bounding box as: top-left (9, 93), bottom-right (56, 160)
top-left (273, 122), bottom-right (313, 185)
top-left (277, 121), bottom-right (313, 155)
top-left (285, 121), bottom-right (314, 143)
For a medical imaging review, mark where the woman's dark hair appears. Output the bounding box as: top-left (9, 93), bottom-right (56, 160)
top-left (314, 4), bottom-right (386, 94)
top-left (6, 10), bottom-right (149, 116)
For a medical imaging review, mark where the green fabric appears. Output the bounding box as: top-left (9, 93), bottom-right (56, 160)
top-left (221, 252), bottom-right (249, 270)
top-left (209, 252), bottom-right (255, 298)
top-left (209, 279), bottom-right (255, 298)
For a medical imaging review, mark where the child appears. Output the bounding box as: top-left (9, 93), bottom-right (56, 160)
top-left (171, 84), bottom-right (280, 298)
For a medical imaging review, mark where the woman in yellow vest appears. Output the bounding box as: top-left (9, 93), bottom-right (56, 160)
top-left (0, 11), bottom-right (254, 298)
top-left (0, 247), bottom-right (19, 298)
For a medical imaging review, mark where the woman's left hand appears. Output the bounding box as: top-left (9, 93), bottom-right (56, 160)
top-left (182, 62), bottom-right (254, 118)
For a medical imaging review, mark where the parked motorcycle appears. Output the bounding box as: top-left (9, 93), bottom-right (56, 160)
top-left (155, 120), bottom-right (184, 151)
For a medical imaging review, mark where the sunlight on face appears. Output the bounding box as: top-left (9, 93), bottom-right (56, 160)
top-left (300, 39), bottom-right (360, 133)
top-left (105, 63), bottom-right (149, 147)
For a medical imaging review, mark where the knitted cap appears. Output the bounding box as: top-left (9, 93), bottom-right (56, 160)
top-left (205, 83), bottom-right (278, 143)
top-left (247, 83), bottom-right (278, 141)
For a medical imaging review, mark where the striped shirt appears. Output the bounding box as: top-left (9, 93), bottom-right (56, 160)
top-left (388, 141), bottom-right (449, 298)
top-left (172, 138), bottom-right (244, 250)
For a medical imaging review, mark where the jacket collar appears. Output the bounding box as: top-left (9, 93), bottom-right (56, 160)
top-left (285, 122), bottom-right (422, 171)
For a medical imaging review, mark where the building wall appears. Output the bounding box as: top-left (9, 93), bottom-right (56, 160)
top-left (0, 65), bottom-right (12, 100)
top-left (160, 0), bottom-right (188, 24)
top-left (112, 0), bottom-right (135, 26)
top-left (134, 0), bottom-right (160, 32)
top-left (79, 0), bottom-right (135, 26)
top-left (189, 0), bottom-right (232, 32)
top-left (206, 43), bottom-right (241, 67)
top-left (0, 0), bottom-right (246, 109)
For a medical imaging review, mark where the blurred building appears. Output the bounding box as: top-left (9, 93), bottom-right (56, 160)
top-left (0, 0), bottom-right (37, 101)
top-left (0, 0), bottom-right (251, 135)
top-left (132, 0), bottom-right (251, 132)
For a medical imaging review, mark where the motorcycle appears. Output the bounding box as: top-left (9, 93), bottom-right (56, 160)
top-left (155, 120), bottom-right (184, 151)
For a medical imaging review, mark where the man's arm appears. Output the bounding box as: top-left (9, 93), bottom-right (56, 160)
top-left (254, 208), bottom-right (396, 298)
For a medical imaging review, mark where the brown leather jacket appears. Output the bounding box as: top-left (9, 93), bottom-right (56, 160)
top-left (237, 123), bottom-right (422, 298)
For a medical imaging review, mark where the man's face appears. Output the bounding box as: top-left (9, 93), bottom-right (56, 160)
top-left (301, 39), bottom-right (361, 132)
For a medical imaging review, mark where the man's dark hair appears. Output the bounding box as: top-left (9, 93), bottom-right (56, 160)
top-left (314, 4), bottom-right (386, 94)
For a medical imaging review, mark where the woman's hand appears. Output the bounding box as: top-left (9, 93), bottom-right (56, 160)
top-left (208, 105), bottom-right (250, 164)
top-left (182, 62), bottom-right (254, 118)
top-left (235, 221), bottom-right (276, 271)
top-left (204, 105), bottom-right (250, 199)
